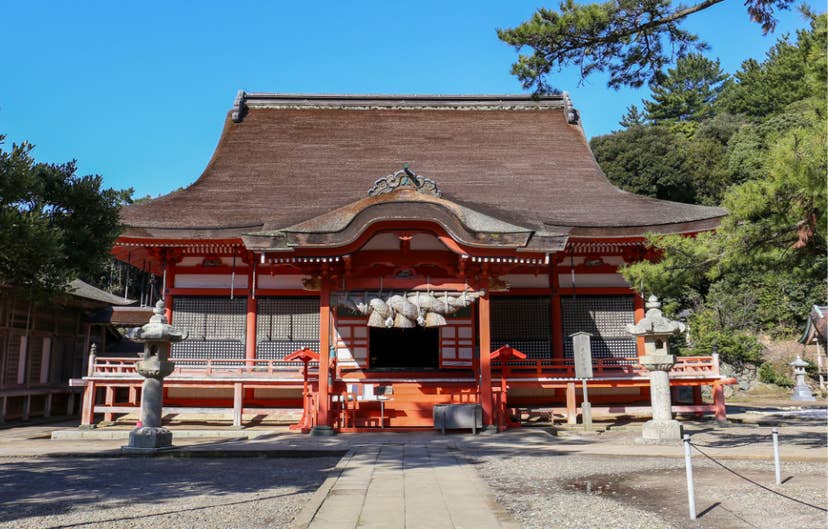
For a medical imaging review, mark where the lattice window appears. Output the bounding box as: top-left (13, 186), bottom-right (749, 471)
top-left (491, 296), bottom-right (551, 359)
top-left (257, 297), bottom-right (319, 341)
top-left (256, 297), bottom-right (320, 361)
top-left (4, 334), bottom-right (20, 385)
top-left (171, 297), bottom-right (246, 360)
top-left (561, 296), bottom-right (636, 358)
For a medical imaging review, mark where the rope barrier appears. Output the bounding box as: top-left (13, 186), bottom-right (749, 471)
top-left (688, 441), bottom-right (827, 513)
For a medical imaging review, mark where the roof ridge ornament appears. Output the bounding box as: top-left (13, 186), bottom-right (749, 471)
top-left (231, 90), bottom-right (247, 123)
top-left (562, 91), bottom-right (579, 124)
top-left (368, 166), bottom-right (441, 198)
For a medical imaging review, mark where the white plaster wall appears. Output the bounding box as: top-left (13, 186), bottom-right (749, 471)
top-left (257, 274), bottom-right (309, 290)
top-left (558, 273), bottom-right (630, 288)
top-left (174, 274), bottom-right (248, 289)
top-left (501, 274), bottom-right (550, 289)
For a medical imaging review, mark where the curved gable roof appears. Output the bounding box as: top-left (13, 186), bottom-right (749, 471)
top-left (120, 93), bottom-right (726, 242)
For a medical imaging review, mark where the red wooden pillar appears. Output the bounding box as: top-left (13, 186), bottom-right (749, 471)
top-left (479, 293), bottom-right (493, 426)
top-left (566, 382), bottom-right (577, 425)
top-left (633, 293), bottom-right (645, 356)
top-left (550, 261), bottom-right (563, 358)
top-left (80, 381), bottom-right (96, 426)
top-left (712, 381), bottom-right (727, 422)
top-left (163, 257), bottom-right (176, 323)
top-left (316, 280), bottom-right (332, 428)
top-left (245, 259), bottom-right (257, 364)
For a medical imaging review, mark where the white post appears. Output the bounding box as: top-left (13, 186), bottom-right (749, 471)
top-left (683, 434), bottom-right (697, 520)
top-left (772, 428), bottom-right (781, 485)
top-left (581, 378), bottom-right (592, 431)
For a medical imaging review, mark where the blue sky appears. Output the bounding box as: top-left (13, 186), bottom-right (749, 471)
top-left (0, 1), bottom-right (820, 198)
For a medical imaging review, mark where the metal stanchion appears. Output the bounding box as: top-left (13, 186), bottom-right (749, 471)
top-left (683, 433), bottom-right (697, 520)
top-left (772, 428), bottom-right (781, 485)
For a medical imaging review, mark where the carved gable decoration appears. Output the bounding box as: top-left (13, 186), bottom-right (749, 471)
top-left (368, 167), bottom-right (441, 198)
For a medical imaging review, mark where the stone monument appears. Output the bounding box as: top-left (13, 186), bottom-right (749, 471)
top-left (627, 295), bottom-right (686, 441)
top-left (122, 300), bottom-right (186, 452)
top-left (790, 356), bottom-right (815, 401)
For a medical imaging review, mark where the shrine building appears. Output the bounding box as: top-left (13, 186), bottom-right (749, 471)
top-left (83, 93), bottom-right (735, 431)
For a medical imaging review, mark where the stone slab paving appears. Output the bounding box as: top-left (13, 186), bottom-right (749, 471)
top-left (294, 443), bottom-right (520, 529)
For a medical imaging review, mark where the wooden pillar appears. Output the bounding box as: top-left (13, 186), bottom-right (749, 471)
top-left (712, 381), bottom-right (727, 423)
top-left (44, 393), bottom-right (52, 418)
top-left (80, 381), bottom-right (96, 426)
top-left (566, 382), bottom-right (577, 425)
top-left (164, 256), bottom-right (176, 323)
top-left (0, 395), bottom-right (6, 424)
top-left (22, 395), bottom-right (31, 421)
top-left (245, 259), bottom-right (257, 365)
top-left (128, 385), bottom-right (138, 406)
top-left (479, 292), bottom-right (493, 426)
top-left (66, 392), bottom-right (75, 416)
top-left (103, 386), bottom-right (115, 422)
top-left (633, 293), bottom-right (645, 356)
top-left (316, 280), bottom-right (332, 427)
top-left (550, 262), bottom-right (563, 358)
top-left (233, 382), bottom-right (243, 427)
top-left (692, 386), bottom-right (702, 405)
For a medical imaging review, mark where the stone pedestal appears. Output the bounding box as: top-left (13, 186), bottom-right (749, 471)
top-left (126, 427), bottom-right (173, 452)
top-left (640, 355), bottom-right (683, 441)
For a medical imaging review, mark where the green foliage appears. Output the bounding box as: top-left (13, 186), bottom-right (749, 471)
top-left (617, 14), bottom-right (826, 348)
top-left (618, 104), bottom-right (646, 128)
top-left (716, 22), bottom-right (820, 118)
top-left (644, 54), bottom-right (728, 124)
top-left (591, 122), bottom-right (732, 205)
top-left (498, 0), bottom-right (795, 91)
top-left (758, 362), bottom-right (794, 386)
top-left (686, 309), bottom-right (764, 366)
top-left (0, 137), bottom-right (132, 302)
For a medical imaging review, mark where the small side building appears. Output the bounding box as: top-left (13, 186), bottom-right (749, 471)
top-left (0, 280), bottom-right (134, 423)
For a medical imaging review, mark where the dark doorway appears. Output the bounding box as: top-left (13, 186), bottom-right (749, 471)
top-left (369, 327), bottom-right (439, 369)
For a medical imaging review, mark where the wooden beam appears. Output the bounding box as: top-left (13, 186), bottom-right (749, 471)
top-left (233, 382), bottom-right (243, 427)
top-left (478, 293), bottom-right (493, 426)
top-left (246, 259), bottom-right (257, 364)
top-left (316, 280), bottom-right (332, 427)
top-left (566, 382), bottom-right (577, 425)
top-left (633, 293), bottom-right (645, 356)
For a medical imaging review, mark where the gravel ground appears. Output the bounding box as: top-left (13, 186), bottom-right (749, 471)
top-left (0, 456), bottom-right (339, 529)
top-left (470, 451), bottom-right (827, 529)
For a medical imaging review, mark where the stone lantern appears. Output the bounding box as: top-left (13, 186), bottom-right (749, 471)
top-left (122, 300), bottom-right (187, 452)
top-left (626, 295), bottom-right (686, 441)
top-left (790, 356), bottom-right (815, 401)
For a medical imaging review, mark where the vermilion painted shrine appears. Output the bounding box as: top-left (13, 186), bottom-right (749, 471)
top-left (83, 93), bottom-right (736, 431)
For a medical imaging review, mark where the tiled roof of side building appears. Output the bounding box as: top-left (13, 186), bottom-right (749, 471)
top-left (119, 92), bottom-right (726, 240)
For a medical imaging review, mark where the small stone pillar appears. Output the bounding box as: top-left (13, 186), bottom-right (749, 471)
top-left (790, 356), bottom-right (815, 401)
top-left (122, 300), bottom-right (187, 452)
top-left (627, 295), bottom-right (686, 441)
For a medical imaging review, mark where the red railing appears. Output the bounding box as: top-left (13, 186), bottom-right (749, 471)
top-left (89, 356), bottom-right (319, 378)
top-left (90, 355), bottom-right (717, 380)
top-left (491, 355), bottom-right (719, 379)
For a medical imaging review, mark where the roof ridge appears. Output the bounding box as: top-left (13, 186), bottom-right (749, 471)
top-left (230, 90), bottom-right (570, 123)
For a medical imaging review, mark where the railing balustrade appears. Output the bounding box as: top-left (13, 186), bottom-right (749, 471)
top-left (90, 356), bottom-right (319, 378)
top-left (89, 355), bottom-right (717, 379)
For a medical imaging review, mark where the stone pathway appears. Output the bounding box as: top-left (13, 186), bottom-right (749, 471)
top-left (294, 443), bottom-right (519, 529)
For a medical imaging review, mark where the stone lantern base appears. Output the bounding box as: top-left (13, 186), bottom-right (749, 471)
top-left (121, 426), bottom-right (174, 453)
top-left (641, 419), bottom-right (683, 442)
